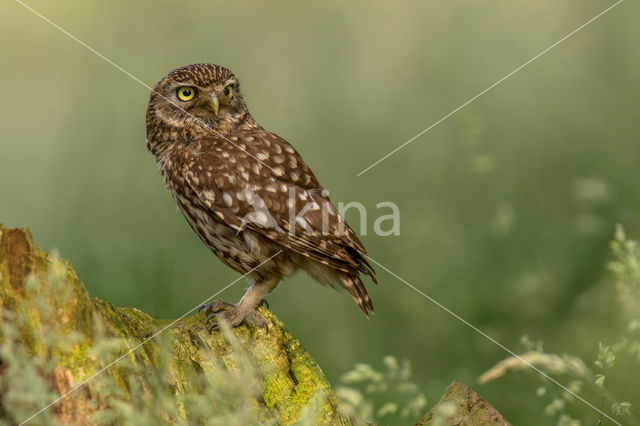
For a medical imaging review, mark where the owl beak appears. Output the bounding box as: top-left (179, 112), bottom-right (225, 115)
top-left (208, 94), bottom-right (220, 116)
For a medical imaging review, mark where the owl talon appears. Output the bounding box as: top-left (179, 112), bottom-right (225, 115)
top-left (200, 300), bottom-right (235, 317)
top-left (258, 299), bottom-right (269, 309)
top-left (208, 321), bottom-right (221, 333)
top-left (206, 312), bottom-right (221, 325)
top-left (205, 306), bottom-right (268, 333)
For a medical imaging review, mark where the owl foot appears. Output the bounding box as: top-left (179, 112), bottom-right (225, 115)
top-left (199, 300), bottom-right (234, 316)
top-left (201, 299), bottom-right (268, 332)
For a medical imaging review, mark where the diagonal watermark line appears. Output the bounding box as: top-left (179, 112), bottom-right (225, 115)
top-left (356, 0), bottom-right (624, 176)
top-left (13, 0), bottom-right (277, 174)
top-left (19, 251), bottom-right (282, 425)
top-left (365, 254), bottom-right (622, 425)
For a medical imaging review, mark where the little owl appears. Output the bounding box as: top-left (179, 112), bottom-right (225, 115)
top-left (146, 63), bottom-right (376, 329)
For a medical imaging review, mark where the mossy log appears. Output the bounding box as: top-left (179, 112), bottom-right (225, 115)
top-left (0, 223), bottom-right (350, 425)
top-left (0, 223), bottom-right (508, 425)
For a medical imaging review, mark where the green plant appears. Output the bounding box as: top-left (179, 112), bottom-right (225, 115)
top-left (480, 225), bottom-right (639, 425)
top-left (336, 355), bottom-right (427, 424)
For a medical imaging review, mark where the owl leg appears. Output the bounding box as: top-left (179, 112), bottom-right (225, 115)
top-left (205, 277), bottom-right (280, 331)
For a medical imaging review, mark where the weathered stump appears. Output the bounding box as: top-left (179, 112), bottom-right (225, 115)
top-left (0, 224), bottom-right (350, 425)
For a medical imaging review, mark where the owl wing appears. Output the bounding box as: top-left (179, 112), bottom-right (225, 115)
top-left (183, 133), bottom-right (376, 282)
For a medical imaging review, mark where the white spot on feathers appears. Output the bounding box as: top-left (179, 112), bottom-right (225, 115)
top-left (253, 211), bottom-right (269, 227)
top-left (296, 216), bottom-right (312, 232)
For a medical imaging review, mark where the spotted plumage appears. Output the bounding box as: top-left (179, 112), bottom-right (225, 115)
top-left (146, 63), bottom-right (376, 328)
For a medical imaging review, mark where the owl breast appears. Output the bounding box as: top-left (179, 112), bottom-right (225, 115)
top-left (162, 163), bottom-right (297, 280)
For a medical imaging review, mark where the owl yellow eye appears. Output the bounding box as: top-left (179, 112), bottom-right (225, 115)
top-left (224, 85), bottom-right (233, 98)
top-left (177, 86), bottom-right (196, 101)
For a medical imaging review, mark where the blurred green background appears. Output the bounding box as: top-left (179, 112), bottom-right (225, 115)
top-left (1, 0), bottom-right (638, 423)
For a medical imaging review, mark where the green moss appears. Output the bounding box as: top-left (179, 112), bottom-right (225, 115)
top-left (263, 370), bottom-right (293, 407)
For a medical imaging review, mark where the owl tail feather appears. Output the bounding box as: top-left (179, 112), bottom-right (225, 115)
top-left (339, 272), bottom-right (375, 318)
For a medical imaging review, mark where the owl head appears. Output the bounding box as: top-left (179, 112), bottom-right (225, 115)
top-left (146, 64), bottom-right (250, 148)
